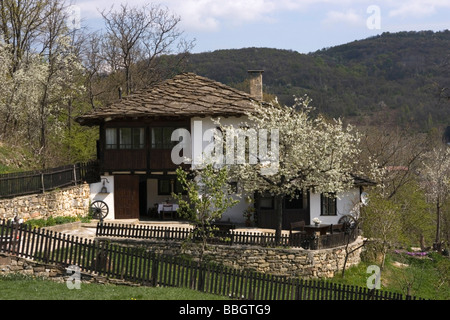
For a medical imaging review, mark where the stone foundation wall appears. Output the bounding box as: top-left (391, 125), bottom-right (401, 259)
top-left (1, 239), bottom-right (363, 286)
top-left (99, 236), bottom-right (364, 279)
top-left (0, 236), bottom-right (363, 284)
top-left (0, 252), bottom-right (137, 286)
top-left (205, 240), bottom-right (364, 278)
top-left (0, 184), bottom-right (91, 221)
top-left (0, 252), bottom-right (70, 280)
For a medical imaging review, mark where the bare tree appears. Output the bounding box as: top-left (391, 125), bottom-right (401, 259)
top-left (358, 125), bottom-right (429, 199)
top-left (100, 3), bottom-right (194, 96)
top-left (0, 0), bottom-right (54, 73)
top-left (81, 31), bottom-right (108, 109)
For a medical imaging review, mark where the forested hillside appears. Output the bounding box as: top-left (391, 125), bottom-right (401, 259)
top-left (184, 30), bottom-right (450, 130)
top-left (1, 9), bottom-right (448, 172)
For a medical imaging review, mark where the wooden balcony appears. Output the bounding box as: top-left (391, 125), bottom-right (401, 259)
top-left (102, 149), bottom-right (179, 173)
top-left (103, 149), bottom-right (147, 172)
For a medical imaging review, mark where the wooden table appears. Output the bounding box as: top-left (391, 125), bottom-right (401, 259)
top-left (158, 204), bottom-right (179, 220)
top-left (157, 203), bottom-right (179, 213)
top-left (304, 224), bottom-right (330, 237)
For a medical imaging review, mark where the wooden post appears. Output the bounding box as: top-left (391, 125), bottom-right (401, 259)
top-left (41, 173), bottom-right (45, 193)
top-left (73, 164), bottom-right (77, 186)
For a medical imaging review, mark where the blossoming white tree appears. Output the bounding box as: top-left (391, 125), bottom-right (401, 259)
top-left (218, 97), bottom-right (379, 243)
top-left (0, 0), bottom-right (85, 166)
top-left (419, 146), bottom-right (450, 251)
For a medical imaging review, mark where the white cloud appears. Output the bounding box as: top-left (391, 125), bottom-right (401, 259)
top-left (387, 0), bottom-right (450, 18)
top-left (75, 0), bottom-right (311, 31)
top-left (166, 0), bottom-right (280, 31)
top-left (389, 1), bottom-right (435, 18)
top-left (322, 9), bottom-right (365, 27)
top-left (74, 0), bottom-right (449, 33)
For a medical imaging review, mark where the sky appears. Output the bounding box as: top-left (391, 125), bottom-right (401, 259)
top-left (72, 0), bottom-right (450, 54)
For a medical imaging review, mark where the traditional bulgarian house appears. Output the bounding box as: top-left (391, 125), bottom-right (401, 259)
top-left (76, 71), bottom-right (373, 229)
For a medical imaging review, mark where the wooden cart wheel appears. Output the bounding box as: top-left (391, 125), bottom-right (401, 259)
top-left (90, 200), bottom-right (109, 220)
top-left (338, 214), bottom-right (357, 233)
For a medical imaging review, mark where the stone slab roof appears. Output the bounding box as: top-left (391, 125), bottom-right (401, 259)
top-left (76, 73), bottom-right (259, 126)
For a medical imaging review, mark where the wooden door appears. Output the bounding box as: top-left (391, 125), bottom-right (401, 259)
top-left (114, 175), bottom-right (140, 219)
top-left (283, 192), bottom-right (310, 229)
top-left (256, 192), bottom-right (310, 230)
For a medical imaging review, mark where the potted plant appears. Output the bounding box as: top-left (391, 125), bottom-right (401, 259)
top-left (312, 217), bottom-right (321, 226)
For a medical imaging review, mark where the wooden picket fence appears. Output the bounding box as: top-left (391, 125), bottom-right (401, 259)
top-left (0, 219), bottom-right (422, 300)
top-left (0, 161), bottom-right (100, 199)
top-left (95, 222), bottom-right (358, 250)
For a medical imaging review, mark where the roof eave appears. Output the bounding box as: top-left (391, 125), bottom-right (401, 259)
top-left (75, 111), bottom-right (251, 126)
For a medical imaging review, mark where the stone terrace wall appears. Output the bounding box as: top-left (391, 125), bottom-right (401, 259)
top-left (0, 252), bottom-right (136, 286)
top-left (0, 184), bottom-right (90, 221)
top-left (1, 238), bottom-right (364, 283)
top-left (99, 236), bottom-right (365, 279)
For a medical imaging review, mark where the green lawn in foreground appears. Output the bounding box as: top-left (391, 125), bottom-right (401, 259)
top-left (0, 274), bottom-right (230, 300)
top-left (329, 252), bottom-right (449, 300)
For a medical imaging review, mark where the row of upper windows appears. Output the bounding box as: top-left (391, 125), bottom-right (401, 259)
top-left (105, 126), bottom-right (259, 150)
top-left (105, 127), bottom-right (179, 150)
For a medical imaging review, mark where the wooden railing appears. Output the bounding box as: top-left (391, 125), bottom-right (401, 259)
top-left (0, 161), bottom-right (100, 199)
top-left (95, 222), bottom-right (358, 250)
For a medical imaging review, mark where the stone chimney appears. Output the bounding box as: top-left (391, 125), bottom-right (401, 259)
top-left (248, 70), bottom-right (264, 101)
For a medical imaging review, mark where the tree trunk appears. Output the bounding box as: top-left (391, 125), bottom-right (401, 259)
top-left (274, 194), bottom-right (284, 245)
top-left (420, 234), bottom-right (426, 251)
top-left (434, 198), bottom-right (441, 251)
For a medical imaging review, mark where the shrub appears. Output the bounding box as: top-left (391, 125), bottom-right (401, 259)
top-left (24, 215), bottom-right (89, 228)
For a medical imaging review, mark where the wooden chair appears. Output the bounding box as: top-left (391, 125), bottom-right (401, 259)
top-left (289, 221), bottom-right (305, 236)
top-left (147, 203), bottom-right (158, 218)
top-left (162, 204), bottom-right (174, 220)
top-left (330, 223), bottom-right (343, 234)
top-left (289, 221), bottom-right (306, 247)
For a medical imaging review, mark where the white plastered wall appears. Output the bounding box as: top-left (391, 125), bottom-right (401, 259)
top-left (89, 175), bottom-right (115, 220)
top-left (190, 116), bottom-right (252, 224)
top-left (309, 188), bottom-right (361, 225)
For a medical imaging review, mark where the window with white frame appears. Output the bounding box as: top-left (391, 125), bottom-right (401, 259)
top-left (321, 193), bottom-right (337, 216)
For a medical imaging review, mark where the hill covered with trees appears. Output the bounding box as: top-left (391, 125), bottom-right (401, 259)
top-left (184, 30), bottom-right (450, 131)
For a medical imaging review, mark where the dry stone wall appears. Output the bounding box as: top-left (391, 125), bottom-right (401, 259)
top-left (0, 252), bottom-right (136, 286)
top-left (0, 236), bottom-right (363, 283)
top-left (0, 184), bottom-right (90, 221)
top-left (99, 236), bottom-right (365, 279)
top-left (1, 238), bottom-right (363, 283)
top-left (0, 252), bottom-right (69, 280)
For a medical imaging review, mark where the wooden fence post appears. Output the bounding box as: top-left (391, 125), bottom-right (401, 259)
top-left (0, 220), bottom-right (427, 301)
top-left (73, 164), bottom-right (77, 186)
top-left (41, 173), bottom-right (45, 193)
top-left (151, 254), bottom-right (158, 287)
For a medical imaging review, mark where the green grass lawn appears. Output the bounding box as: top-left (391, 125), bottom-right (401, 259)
top-left (1, 250), bottom-right (448, 301)
top-left (0, 274), bottom-right (230, 300)
top-left (329, 251), bottom-right (450, 300)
